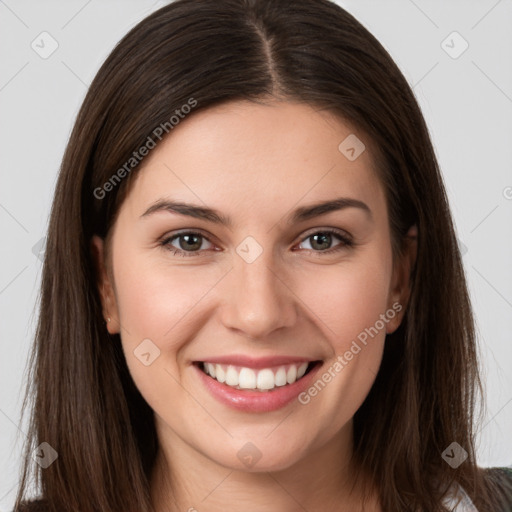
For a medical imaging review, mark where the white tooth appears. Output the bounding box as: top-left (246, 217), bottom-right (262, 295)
top-left (215, 364), bottom-right (226, 383)
top-left (206, 363), bottom-right (216, 377)
top-left (225, 366), bottom-right (239, 386)
top-left (286, 365), bottom-right (297, 384)
top-left (297, 362), bottom-right (308, 379)
top-left (275, 366), bottom-right (287, 386)
top-left (238, 368), bottom-right (257, 389)
top-left (257, 369), bottom-right (275, 390)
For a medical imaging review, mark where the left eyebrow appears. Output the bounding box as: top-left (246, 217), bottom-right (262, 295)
top-left (288, 197), bottom-right (373, 224)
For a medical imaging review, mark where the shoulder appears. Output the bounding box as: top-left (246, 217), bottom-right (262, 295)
top-left (480, 466), bottom-right (512, 509)
top-left (11, 471), bottom-right (512, 512)
top-left (441, 468), bottom-right (512, 511)
top-left (482, 465), bottom-right (512, 486)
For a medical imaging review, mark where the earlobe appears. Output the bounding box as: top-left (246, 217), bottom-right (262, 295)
top-left (90, 235), bottom-right (120, 334)
top-left (386, 224), bottom-right (418, 334)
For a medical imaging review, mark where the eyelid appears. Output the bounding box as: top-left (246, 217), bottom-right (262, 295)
top-left (296, 226), bottom-right (352, 244)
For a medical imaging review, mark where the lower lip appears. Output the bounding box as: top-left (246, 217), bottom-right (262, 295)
top-left (194, 362), bottom-right (322, 413)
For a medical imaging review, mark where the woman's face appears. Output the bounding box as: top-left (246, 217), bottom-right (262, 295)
top-left (93, 100), bottom-right (413, 473)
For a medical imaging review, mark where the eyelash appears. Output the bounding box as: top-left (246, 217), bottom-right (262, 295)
top-left (160, 229), bottom-right (354, 258)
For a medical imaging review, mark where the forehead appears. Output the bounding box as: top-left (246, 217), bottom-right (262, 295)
top-left (118, 100), bottom-right (385, 224)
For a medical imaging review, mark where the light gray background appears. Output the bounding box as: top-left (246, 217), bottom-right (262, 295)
top-left (1, 0), bottom-right (511, 508)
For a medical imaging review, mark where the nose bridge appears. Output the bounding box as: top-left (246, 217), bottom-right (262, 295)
top-left (220, 240), bottom-right (296, 339)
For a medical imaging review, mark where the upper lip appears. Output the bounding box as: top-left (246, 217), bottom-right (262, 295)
top-left (195, 355), bottom-right (320, 369)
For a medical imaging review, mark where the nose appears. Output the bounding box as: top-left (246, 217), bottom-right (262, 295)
top-left (219, 251), bottom-right (298, 340)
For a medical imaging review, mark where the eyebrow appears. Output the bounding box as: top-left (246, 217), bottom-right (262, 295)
top-left (140, 196), bottom-right (372, 226)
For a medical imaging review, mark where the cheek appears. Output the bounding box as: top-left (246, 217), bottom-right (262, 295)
top-left (111, 253), bottom-right (213, 412)
top-left (112, 250), bottom-right (224, 350)
top-left (295, 247), bottom-right (394, 420)
top-left (295, 250), bottom-right (393, 351)
top-left (293, 255), bottom-right (393, 433)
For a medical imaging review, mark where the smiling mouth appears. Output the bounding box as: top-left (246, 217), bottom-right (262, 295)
top-left (195, 361), bottom-right (321, 392)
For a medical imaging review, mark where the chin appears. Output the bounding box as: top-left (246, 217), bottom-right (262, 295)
top-left (201, 434), bottom-right (312, 473)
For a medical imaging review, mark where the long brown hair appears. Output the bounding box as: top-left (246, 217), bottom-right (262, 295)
top-left (14, 0), bottom-right (509, 510)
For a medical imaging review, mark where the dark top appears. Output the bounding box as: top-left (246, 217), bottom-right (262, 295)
top-left (12, 466), bottom-right (512, 511)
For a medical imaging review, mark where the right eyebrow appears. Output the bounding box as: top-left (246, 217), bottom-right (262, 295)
top-left (140, 199), bottom-right (233, 227)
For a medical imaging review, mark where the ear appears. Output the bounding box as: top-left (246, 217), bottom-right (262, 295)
top-left (386, 224), bottom-right (417, 334)
top-left (90, 235), bottom-right (120, 335)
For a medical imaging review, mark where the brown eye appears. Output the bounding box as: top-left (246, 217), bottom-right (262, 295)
top-left (162, 231), bottom-right (214, 257)
top-left (309, 232), bottom-right (333, 251)
top-left (298, 229), bottom-right (353, 253)
top-left (175, 233), bottom-right (203, 251)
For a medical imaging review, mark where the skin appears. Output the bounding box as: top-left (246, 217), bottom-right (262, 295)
top-left (92, 99), bottom-right (417, 512)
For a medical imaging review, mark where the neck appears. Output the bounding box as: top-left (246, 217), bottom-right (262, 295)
top-left (150, 423), bottom-right (381, 512)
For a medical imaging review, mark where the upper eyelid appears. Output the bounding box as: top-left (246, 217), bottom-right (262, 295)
top-left (297, 226), bottom-right (351, 241)
top-left (163, 229), bottom-right (216, 246)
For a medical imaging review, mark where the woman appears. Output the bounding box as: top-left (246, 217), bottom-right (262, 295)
top-left (14, 0), bottom-right (512, 510)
